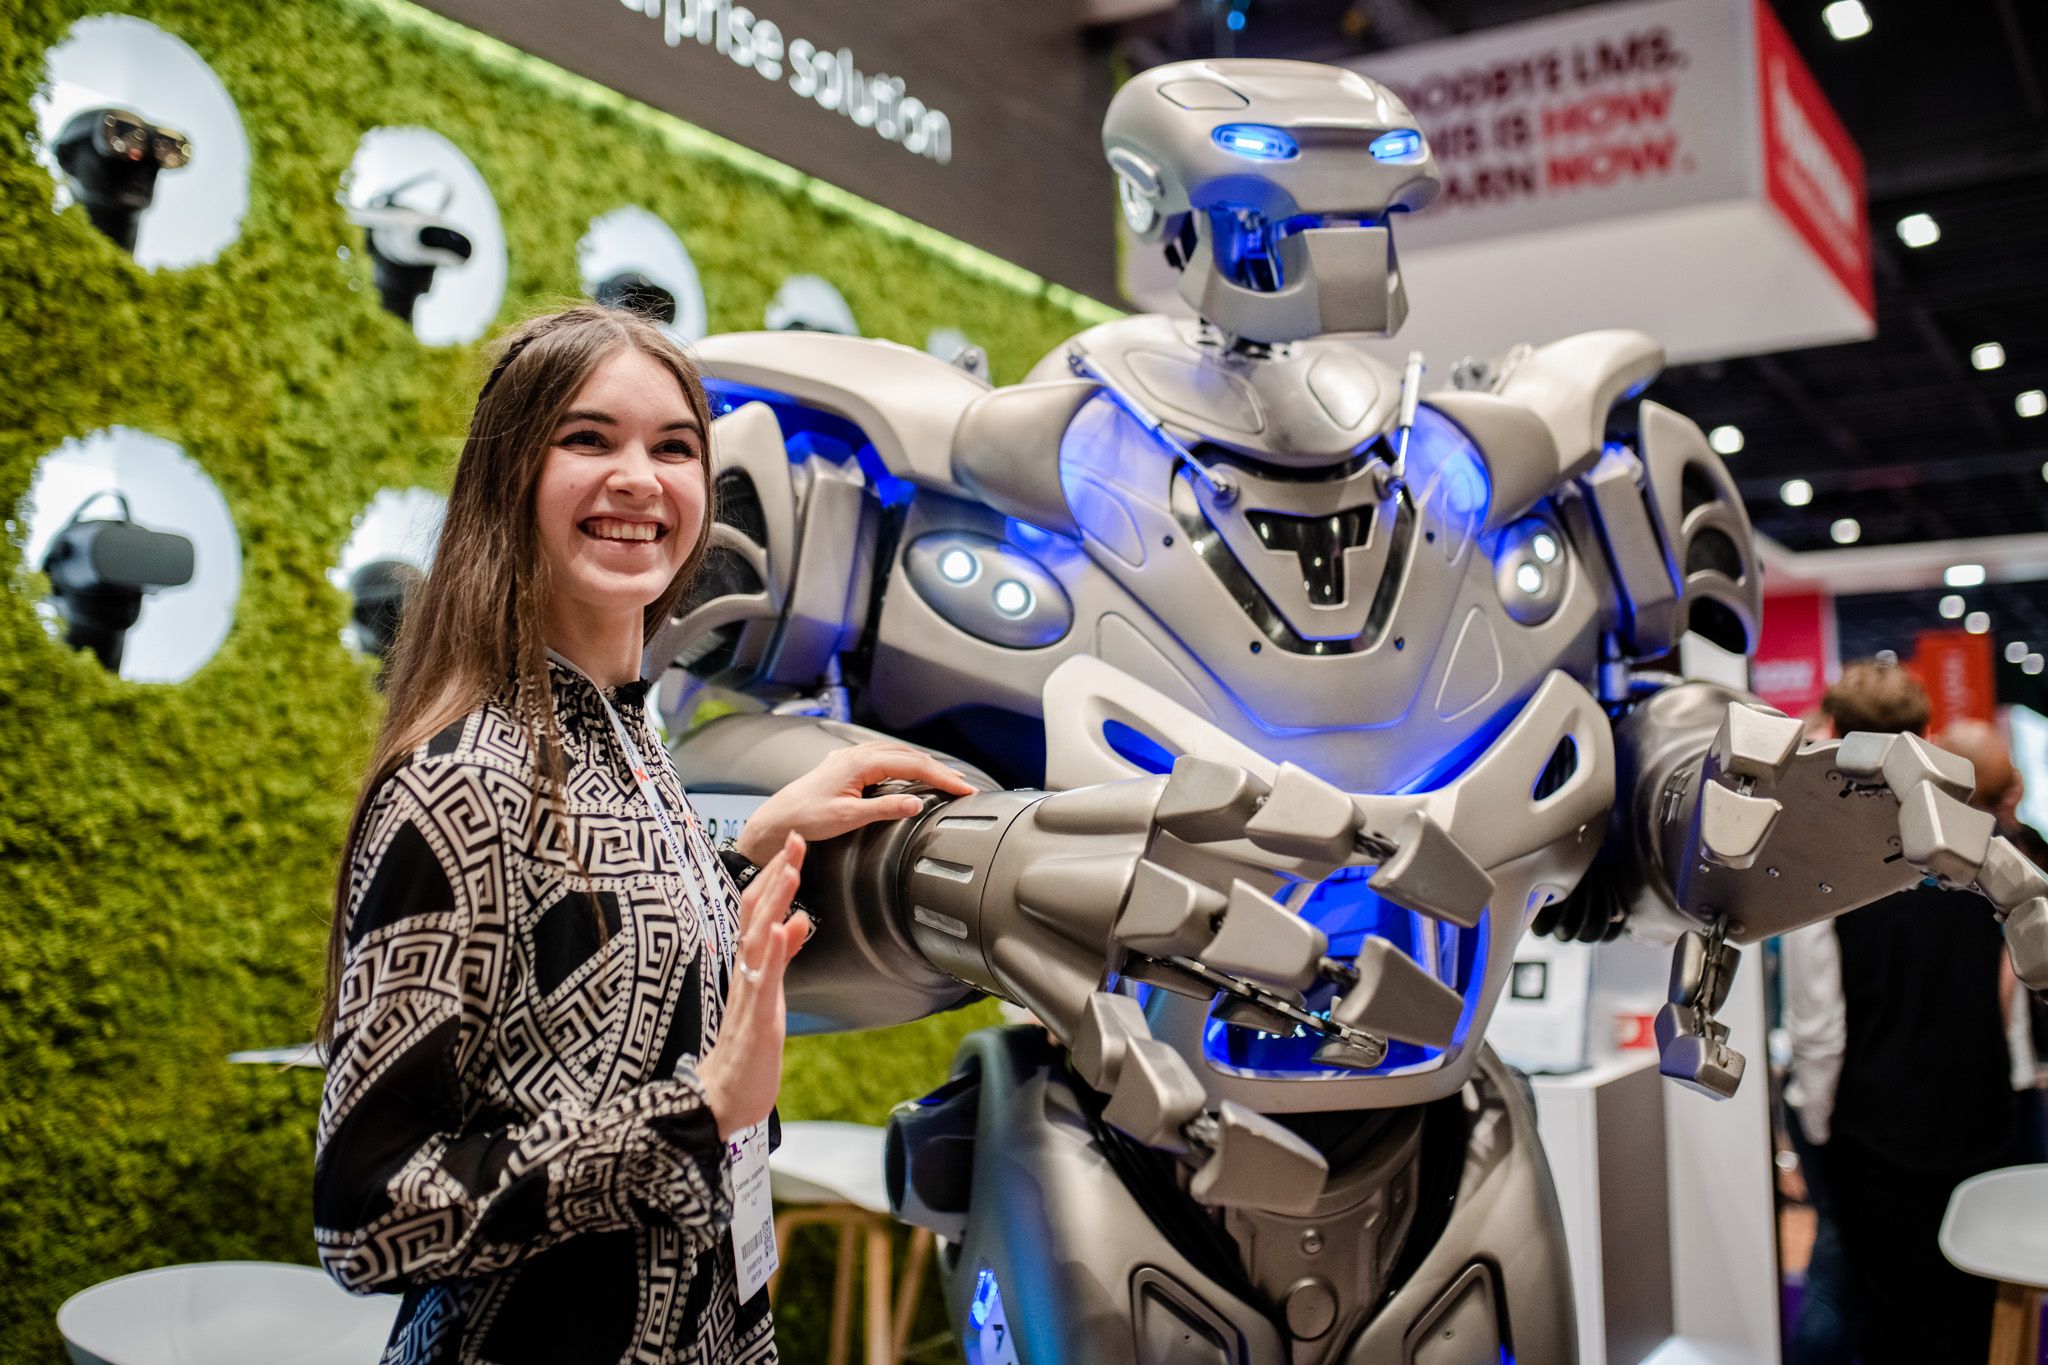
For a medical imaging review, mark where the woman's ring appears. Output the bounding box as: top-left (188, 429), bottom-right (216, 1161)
top-left (737, 959), bottom-right (765, 983)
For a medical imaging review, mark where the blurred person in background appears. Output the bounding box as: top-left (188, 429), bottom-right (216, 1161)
top-left (1782, 660), bottom-right (2014, 1364)
top-left (1938, 717), bottom-right (2048, 1165)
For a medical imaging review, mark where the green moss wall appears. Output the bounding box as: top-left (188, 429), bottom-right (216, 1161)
top-left (0, 2), bottom-right (1107, 1356)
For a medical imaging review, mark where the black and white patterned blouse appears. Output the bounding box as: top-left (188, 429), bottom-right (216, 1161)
top-left (315, 657), bottom-right (775, 1365)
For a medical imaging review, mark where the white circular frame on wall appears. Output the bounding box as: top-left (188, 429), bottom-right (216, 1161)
top-left (765, 274), bottom-right (859, 336)
top-left (330, 486), bottom-right (447, 655)
top-left (578, 206), bottom-right (708, 343)
top-left (30, 15), bottom-right (252, 271)
top-left (19, 427), bottom-right (242, 684)
top-left (341, 127), bottom-right (508, 347)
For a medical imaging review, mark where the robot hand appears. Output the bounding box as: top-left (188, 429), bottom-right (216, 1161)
top-left (902, 751), bottom-right (1500, 1215)
top-left (1635, 696), bottom-right (2048, 1096)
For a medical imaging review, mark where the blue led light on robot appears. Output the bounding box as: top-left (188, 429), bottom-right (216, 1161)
top-left (1211, 123), bottom-right (1300, 161)
top-left (969, 1266), bottom-right (998, 1329)
top-left (699, 376), bottom-right (914, 508)
top-left (1102, 719), bottom-right (1177, 774)
top-left (1369, 128), bottom-right (1427, 164)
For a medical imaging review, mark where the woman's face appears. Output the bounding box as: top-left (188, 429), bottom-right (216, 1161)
top-left (534, 346), bottom-right (708, 627)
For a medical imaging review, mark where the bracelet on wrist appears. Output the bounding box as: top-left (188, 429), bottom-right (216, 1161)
top-left (715, 838), bottom-right (763, 892)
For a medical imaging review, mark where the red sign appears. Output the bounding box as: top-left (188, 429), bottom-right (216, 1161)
top-left (1912, 630), bottom-right (1997, 735)
top-left (1754, 0), bottom-right (1874, 316)
top-left (1752, 591), bottom-right (1835, 719)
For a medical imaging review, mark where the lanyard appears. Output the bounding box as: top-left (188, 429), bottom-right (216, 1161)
top-left (594, 689), bottom-right (738, 970)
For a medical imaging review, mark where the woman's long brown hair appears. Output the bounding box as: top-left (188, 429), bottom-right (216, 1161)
top-left (317, 305), bottom-right (719, 1045)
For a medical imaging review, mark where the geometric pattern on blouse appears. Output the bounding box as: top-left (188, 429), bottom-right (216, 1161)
top-left (315, 659), bottom-right (775, 1364)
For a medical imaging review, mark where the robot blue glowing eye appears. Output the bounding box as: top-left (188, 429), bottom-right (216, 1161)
top-left (1514, 564), bottom-right (1544, 595)
top-left (1531, 533), bottom-right (1559, 564)
top-left (1212, 124), bottom-right (1300, 161)
top-left (939, 549), bottom-right (980, 584)
top-left (1369, 129), bottom-right (1427, 164)
top-left (992, 580), bottom-right (1034, 618)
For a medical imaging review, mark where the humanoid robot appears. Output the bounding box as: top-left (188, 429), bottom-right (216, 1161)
top-left (657, 59), bottom-right (2048, 1364)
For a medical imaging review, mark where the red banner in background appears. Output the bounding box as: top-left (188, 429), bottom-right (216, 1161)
top-left (1752, 591), bottom-right (1835, 719)
top-left (1753, 0), bottom-right (1873, 315)
top-left (1912, 630), bottom-right (1997, 735)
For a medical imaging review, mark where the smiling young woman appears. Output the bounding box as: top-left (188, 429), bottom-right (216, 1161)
top-left (312, 305), bottom-right (968, 1365)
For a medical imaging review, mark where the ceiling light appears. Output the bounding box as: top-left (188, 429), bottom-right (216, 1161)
top-left (1967, 611), bottom-right (1992, 635)
top-left (2029, 654), bottom-right (2045, 677)
top-left (2019, 390), bottom-right (2047, 419)
top-left (1946, 563), bottom-right (1988, 588)
top-left (1895, 213), bottom-right (1941, 249)
top-left (2009, 641), bottom-right (2031, 664)
top-left (1708, 425), bottom-right (1745, 455)
top-left (1940, 594), bottom-right (1965, 619)
top-left (1830, 517), bottom-right (1861, 544)
top-left (1780, 478), bottom-right (1813, 507)
top-left (1821, 0), bottom-right (1872, 40)
top-left (1973, 342), bottom-right (2007, 371)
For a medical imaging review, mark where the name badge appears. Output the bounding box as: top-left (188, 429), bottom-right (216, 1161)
top-left (728, 1120), bottom-right (778, 1302)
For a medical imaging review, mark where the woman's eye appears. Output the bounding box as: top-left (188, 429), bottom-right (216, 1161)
top-left (559, 430), bottom-right (605, 448)
top-left (658, 443), bottom-right (701, 460)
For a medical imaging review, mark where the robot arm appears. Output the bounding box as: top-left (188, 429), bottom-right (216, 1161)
top-left (1563, 680), bottom-right (2048, 1098)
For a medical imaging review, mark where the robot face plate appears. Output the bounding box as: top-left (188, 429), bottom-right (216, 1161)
top-left (1105, 60), bottom-right (1439, 231)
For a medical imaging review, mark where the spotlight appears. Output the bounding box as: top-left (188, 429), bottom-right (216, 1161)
top-left (347, 558), bottom-right (423, 662)
top-left (53, 106), bottom-right (192, 255)
top-left (1821, 1), bottom-right (1871, 40)
top-left (347, 172), bottom-right (474, 325)
top-left (1895, 213), bottom-right (1940, 249)
top-left (40, 492), bottom-right (194, 672)
top-left (1973, 342), bottom-right (2007, 372)
top-left (1966, 611), bottom-right (1991, 635)
top-left (2018, 390), bottom-right (2046, 419)
top-left (1709, 425), bottom-right (1745, 455)
top-left (2009, 641), bottom-right (2030, 665)
top-left (1780, 479), bottom-right (1813, 507)
top-left (1830, 518), bottom-right (1860, 544)
top-left (1946, 564), bottom-right (1988, 588)
top-left (594, 271), bottom-right (678, 326)
top-left (2029, 655), bottom-right (2045, 677)
top-left (1939, 594), bottom-right (1965, 620)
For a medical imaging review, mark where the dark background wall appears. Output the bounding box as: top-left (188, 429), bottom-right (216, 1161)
top-left (414, 0), bottom-right (1123, 301)
top-left (0, 0), bottom-right (1105, 1355)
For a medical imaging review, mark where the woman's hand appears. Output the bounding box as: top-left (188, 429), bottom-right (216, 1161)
top-left (734, 742), bottom-right (976, 865)
top-left (699, 832), bottom-right (813, 1140)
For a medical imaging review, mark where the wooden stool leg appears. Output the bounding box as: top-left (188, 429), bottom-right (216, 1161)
top-left (767, 1210), bottom-right (800, 1305)
top-left (828, 1221), bottom-right (858, 1365)
top-left (890, 1226), bottom-right (934, 1362)
top-left (865, 1219), bottom-right (894, 1365)
top-left (1989, 1280), bottom-right (2038, 1365)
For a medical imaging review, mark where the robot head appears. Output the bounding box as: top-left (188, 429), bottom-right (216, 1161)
top-left (1104, 60), bottom-right (1439, 345)
top-left (55, 106), bottom-right (192, 256)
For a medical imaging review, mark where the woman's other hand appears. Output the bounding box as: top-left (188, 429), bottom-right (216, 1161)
top-left (700, 833), bottom-right (812, 1140)
top-left (734, 741), bottom-right (975, 865)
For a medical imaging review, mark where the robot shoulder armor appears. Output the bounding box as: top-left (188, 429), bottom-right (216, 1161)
top-left (696, 330), bottom-right (990, 490)
top-left (1493, 330), bottom-right (1665, 480)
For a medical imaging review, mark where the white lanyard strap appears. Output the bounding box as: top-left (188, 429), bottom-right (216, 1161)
top-left (595, 692), bottom-right (738, 968)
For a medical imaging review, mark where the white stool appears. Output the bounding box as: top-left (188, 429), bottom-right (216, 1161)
top-left (1940, 1163), bottom-right (2048, 1362)
top-left (58, 1261), bottom-right (399, 1365)
top-left (769, 1121), bottom-right (934, 1365)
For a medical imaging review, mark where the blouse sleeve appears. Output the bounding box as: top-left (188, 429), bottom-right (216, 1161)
top-left (313, 757), bottom-right (731, 1294)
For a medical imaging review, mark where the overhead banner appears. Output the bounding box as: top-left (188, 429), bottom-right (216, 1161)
top-left (1342, 0), bottom-right (1872, 366)
top-left (409, 0), bottom-right (1119, 301)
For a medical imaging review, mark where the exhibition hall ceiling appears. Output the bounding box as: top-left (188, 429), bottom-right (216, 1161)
top-left (1108, 0), bottom-right (2048, 556)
